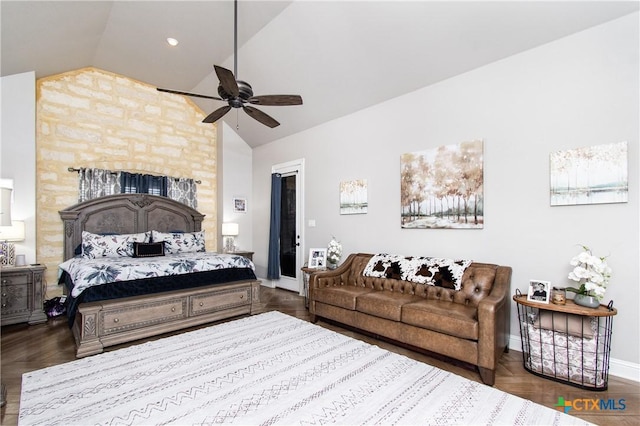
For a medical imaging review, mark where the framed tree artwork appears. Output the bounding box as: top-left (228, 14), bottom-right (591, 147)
top-left (550, 141), bottom-right (628, 206)
top-left (340, 179), bottom-right (368, 215)
top-left (400, 140), bottom-right (484, 229)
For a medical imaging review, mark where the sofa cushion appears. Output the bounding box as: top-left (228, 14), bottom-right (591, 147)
top-left (313, 286), bottom-right (373, 310)
top-left (356, 291), bottom-right (423, 321)
top-left (402, 299), bottom-right (479, 340)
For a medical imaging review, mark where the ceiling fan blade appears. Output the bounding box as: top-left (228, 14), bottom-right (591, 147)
top-left (214, 65), bottom-right (239, 98)
top-left (202, 105), bottom-right (232, 124)
top-left (243, 105), bottom-right (280, 128)
top-left (248, 95), bottom-right (303, 106)
top-left (157, 87), bottom-right (222, 101)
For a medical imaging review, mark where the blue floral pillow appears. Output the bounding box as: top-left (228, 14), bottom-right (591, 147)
top-left (81, 231), bottom-right (150, 259)
top-left (151, 230), bottom-right (205, 254)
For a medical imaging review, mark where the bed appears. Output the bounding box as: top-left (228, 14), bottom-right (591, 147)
top-left (58, 193), bottom-right (261, 358)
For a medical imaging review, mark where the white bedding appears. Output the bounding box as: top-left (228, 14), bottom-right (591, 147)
top-left (59, 252), bottom-right (254, 297)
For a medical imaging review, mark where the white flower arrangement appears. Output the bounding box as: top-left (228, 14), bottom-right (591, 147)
top-left (567, 245), bottom-right (612, 301)
top-left (327, 237), bottom-right (342, 265)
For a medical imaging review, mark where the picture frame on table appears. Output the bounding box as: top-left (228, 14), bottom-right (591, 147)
top-left (527, 279), bottom-right (551, 304)
top-left (308, 248), bottom-right (327, 269)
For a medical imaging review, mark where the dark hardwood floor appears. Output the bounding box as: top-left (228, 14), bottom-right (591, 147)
top-left (1, 287), bottom-right (638, 425)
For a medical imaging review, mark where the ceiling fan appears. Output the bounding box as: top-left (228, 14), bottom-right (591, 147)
top-left (157, 0), bottom-right (302, 128)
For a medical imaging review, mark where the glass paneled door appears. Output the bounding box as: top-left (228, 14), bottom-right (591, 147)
top-left (279, 175), bottom-right (298, 279)
top-left (272, 160), bottom-right (304, 293)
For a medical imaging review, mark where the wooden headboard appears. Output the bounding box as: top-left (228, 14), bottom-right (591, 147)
top-left (59, 194), bottom-right (205, 261)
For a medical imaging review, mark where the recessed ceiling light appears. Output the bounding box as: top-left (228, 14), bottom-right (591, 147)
top-left (166, 37), bottom-right (179, 47)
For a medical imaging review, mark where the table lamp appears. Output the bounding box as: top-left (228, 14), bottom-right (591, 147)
top-left (221, 222), bottom-right (239, 253)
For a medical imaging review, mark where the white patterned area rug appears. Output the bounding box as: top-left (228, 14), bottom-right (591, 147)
top-left (20, 311), bottom-right (590, 426)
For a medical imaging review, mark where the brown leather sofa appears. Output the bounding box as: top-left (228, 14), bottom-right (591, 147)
top-left (309, 253), bottom-right (512, 385)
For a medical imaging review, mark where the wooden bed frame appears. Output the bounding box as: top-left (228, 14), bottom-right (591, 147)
top-left (59, 193), bottom-right (261, 358)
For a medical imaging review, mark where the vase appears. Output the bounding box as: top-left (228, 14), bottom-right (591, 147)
top-left (327, 261), bottom-right (338, 270)
top-left (573, 293), bottom-right (600, 308)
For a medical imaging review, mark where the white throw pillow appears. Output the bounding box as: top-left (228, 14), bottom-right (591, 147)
top-left (151, 230), bottom-right (205, 254)
top-left (81, 231), bottom-right (150, 258)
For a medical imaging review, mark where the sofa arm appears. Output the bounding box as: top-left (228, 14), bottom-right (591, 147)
top-left (477, 265), bottom-right (512, 381)
top-left (308, 253), bottom-right (359, 292)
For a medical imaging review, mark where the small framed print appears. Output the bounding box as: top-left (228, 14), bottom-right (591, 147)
top-left (308, 248), bottom-right (327, 269)
top-left (0, 242), bottom-right (15, 266)
top-left (527, 279), bottom-right (551, 304)
top-left (233, 197), bottom-right (247, 213)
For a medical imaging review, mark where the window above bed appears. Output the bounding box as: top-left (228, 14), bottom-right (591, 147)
top-left (121, 172), bottom-right (167, 197)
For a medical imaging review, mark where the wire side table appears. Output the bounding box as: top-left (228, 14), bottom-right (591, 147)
top-left (513, 291), bottom-right (616, 390)
top-left (301, 266), bottom-right (324, 309)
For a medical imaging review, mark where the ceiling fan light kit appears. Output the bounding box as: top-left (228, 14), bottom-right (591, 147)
top-left (157, 0), bottom-right (302, 128)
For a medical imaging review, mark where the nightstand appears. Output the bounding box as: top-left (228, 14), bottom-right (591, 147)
top-left (1, 264), bottom-right (47, 326)
top-left (232, 251), bottom-right (254, 261)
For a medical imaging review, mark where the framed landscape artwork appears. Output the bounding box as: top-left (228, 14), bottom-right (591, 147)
top-left (340, 179), bottom-right (368, 215)
top-left (550, 141), bottom-right (628, 206)
top-left (401, 140), bottom-right (484, 229)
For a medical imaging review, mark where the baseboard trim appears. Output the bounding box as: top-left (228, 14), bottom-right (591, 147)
top-left (259, 279), bottom-right (276, 289)
top-left (508, 334), bottom-right (639, 383)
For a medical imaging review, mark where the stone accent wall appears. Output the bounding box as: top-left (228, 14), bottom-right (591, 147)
top-left (36, 67), bottom-right (217, 295)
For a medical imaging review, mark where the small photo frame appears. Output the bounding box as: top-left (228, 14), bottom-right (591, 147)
top-left (0, 242), bottom-right (15, 266)
top-left (527, 279), bottom-right (551, 304)
top-left (308, 248), bottom-right (327, 269)
top-left (233, 197), bottom-right (247, 213)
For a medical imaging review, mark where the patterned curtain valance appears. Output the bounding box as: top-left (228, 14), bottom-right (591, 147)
top-left (78, 168), bottom-right (121, 202)
top-left (168, 177), bottom-right (198, 209)
top-left (76, 168), bottom-right (197, 208)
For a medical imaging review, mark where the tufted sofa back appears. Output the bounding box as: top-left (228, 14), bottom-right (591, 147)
top-left (329, 253), bottom-right (498, 308)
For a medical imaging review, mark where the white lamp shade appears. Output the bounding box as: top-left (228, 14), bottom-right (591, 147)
top-left (0, 220), bottom-right (25, 241)
top-left (0, 187), bottom-right (12, 226)
top-left (221, 222), bottom-right (239, 236)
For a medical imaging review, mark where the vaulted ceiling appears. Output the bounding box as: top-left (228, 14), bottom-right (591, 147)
top-left (2, 1), bottom-right (638, 147)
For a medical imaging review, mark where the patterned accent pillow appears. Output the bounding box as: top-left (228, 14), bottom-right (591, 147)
top-left (363, 253), bottom-right (472, 291)
top-left (81, 231), bottom-right (150, 259)
top-left (151, 230), bottom-right (205, 254)
top-left (403, 257), bottom-right (472, 290)
top-left (362, 254), bottom-right (407, 279)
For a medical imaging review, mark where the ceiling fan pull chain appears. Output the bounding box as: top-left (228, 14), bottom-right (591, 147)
top-left (234, 0), bottom-right (238, 78)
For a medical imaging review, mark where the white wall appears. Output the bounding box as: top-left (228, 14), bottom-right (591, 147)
top-left (252, 14), bottom-right (639, 373)
top-left (0, 71), bottom-right (37, 264)
top-left (221, 123), bottom-right (253, 252)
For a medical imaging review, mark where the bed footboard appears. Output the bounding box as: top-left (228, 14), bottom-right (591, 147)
top-left (73, 280), bottom-right (261, 357)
